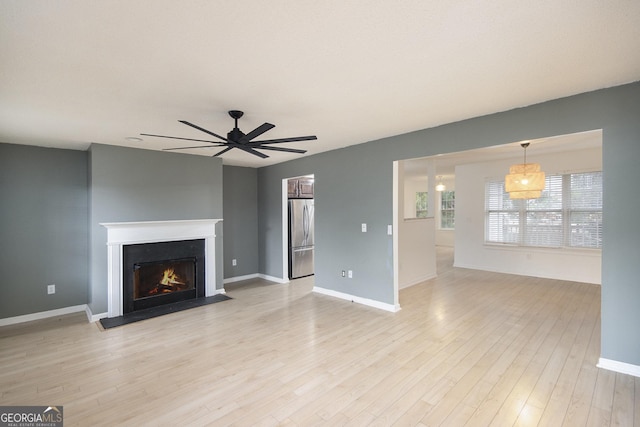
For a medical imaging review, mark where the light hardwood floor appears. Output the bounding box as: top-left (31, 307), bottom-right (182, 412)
top-left (1, 248), bottom-right (638, 426)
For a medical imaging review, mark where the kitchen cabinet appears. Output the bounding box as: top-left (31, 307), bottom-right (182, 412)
top-left (288, 177), bottom-right (314, 199)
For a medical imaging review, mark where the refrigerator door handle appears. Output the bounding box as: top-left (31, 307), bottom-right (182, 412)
top-left (303, 204), bottom-right (308, 243)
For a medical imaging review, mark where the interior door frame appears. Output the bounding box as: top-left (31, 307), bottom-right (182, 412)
top-left (281, 174), bottom-right (315, 282)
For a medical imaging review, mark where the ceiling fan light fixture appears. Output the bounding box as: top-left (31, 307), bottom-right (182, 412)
top-left (141, 110), bottom-right (317, 159)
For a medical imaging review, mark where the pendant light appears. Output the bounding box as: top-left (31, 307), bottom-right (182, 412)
top-left (505, 142), bottom-right (545, 199)
top-left (435, 176), bottom-right (446, 192)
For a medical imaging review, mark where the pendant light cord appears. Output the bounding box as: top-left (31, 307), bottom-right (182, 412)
top-left (521, 142), bottom-right (530, 166)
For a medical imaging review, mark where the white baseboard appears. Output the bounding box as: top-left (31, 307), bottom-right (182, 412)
top-left (312, 286), bottom-right (400, 313)
top-left (223, 273), bottom-right (289, 283)
top-left (0, 304), bottom-right (88, 327)
top-left (453, 262), bottom-right (601, 286)
top-left (399, 273), bottom-right (437, 290)
top-left (597, 357), bottom-right (640, 378)
top-left (258, 274), bottom-right (289, 284)
top-left (224, 273), bottom-right (260, 284)
top-left (85, 305), bottom-right (108, 323)
top-left (224, 273), bottom-right (289, 285)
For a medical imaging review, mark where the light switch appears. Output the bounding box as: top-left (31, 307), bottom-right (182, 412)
top-left (387, 225), bottom-right (393, 235)
top-left (361, 223), bottom-right (367, 232)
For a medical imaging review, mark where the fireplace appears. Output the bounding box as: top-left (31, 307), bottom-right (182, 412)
top-left (101, 219), bottom-right (222, 318)
top-left (123, 239), bottom-right (205, 313)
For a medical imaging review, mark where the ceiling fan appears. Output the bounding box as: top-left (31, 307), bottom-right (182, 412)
top-left (141, 110), bottom-right (317, 159)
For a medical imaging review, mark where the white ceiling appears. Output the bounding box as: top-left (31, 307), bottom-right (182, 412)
top-left (1, 1), bottom-right (639, 168)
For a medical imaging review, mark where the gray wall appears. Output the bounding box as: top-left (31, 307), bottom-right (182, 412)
top-left (0, 144), bottom-right (88, 318)
top-left (88, 144), bottom-right (223, 315)
top-left (258, 144), bottom-right (395, 302)
top-left (602, 127), bottom-right (640, 365)
top-left (223, 166), bottom-right (259, 278)
top-left (2, 82), bottom-right (639, 368)
top-left (258, 82), bottom-right (640, 367)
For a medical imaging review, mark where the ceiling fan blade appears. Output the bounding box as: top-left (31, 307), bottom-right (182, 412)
top-left (224, 143), bottom-right (269, 158)
top-left (145, 113), bottom-right (313, 160)
top-left (163, 144), bottom-right (226, 151)
top-left (179, 120), bottom-right (228, 142)
top-left (250, 135), bottom-right (317, 145)
top-left (141, 133), bottom-right (221, 144)
top-left (236, 146), bottom-right (269, 158)
top-left (240, 123), bottom-right (275, 143)
top-left (213, 146), bottom-right (234, 157)
top-left (255, 146), bottom-right (307, 154)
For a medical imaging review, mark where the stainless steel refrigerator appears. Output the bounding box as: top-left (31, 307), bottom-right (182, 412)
top-left (288, 199), bottom-right (314, 279)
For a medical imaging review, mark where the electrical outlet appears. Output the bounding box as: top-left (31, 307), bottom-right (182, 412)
top-left (232, 259), bottom-right (237, 266)
top-left (47, 284), bottom-right (56, 294)
top-left (348, 270), bottom-right (353, 278)
top-left (361, 223), bottom-right (367, 232)
top-left (341, 270), bottom-right (346, 277)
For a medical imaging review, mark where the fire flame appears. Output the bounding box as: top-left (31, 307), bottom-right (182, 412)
top-left (145, 268), bottom-right (187, 295)
top-left (160, 268), bottom-right (183, 286)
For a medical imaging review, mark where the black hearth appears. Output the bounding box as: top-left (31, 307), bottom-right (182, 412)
top-left (123, 239), bottom-right (205, 314)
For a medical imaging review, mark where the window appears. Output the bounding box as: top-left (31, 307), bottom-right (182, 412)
top-left (440, 191), bottom-right (455, 229)
top-left (485, 171), bottom-right (602, 248)
top-left (415, 192), bottom-right (428, 218)
top-left (568, 172), bottom-right (603, 247)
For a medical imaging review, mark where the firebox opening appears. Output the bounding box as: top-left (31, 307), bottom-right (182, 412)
top-left (123, 239), bottom-right (205, 314)
top-left (134, 258), bottom-right (196, 300)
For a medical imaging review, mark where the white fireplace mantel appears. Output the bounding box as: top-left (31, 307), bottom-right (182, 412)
top-left (101, 219), bottom-right (223, 318)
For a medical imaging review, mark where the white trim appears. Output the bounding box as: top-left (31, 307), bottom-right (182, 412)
top-left (100, 219), bottom-right (222, 245)
top-left (101, 219), bottom-right (222, 318)
top-left (282, 178), bottom-right (289, 286)
top-left (392, 161), bottom-right (400, 311)
top-left (597, 357), bottom-right (640, 378)
top-left (399, 273), bottom-right (437, 290)
top-left (483, 243), bottom-right (602, 257)
top-left (453, 261), bottom-right (602, 286)
top-left (85, 305), bottom-right (108, 323)
top-left (224, 273), bottom-right (260, 284)
top-left (0, 305), bottom-right (87, 327)
top-left (259, 274), bottom-right (289, 284)
top-left (225, 273), bottom-right (289, 285)
top-left (313, 286), bottom-right (401, 313)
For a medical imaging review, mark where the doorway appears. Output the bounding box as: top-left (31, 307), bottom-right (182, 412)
top-left (392, 130), bottom-right (603, 308)
top-left (281, 174), bottom-right (315, 282)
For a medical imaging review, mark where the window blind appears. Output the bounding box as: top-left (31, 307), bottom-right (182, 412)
top-left (569, 171), bottom-right (603, 248)
top-left (485, 171), bottom-right (602, 249)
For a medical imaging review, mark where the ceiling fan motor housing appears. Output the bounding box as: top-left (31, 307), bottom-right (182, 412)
top-left (228, 128), bottom-right (245, 142)
top-left (228, 110), bottom-right (245, 142)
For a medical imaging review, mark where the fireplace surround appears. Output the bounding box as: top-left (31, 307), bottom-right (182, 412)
top-left (101, 219), bottom-right (222, 318)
